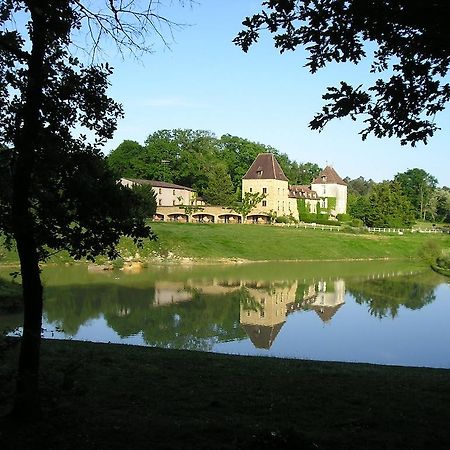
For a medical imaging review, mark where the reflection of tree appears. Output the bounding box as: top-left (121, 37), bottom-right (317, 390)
top-left (44, 283), bottom-right (246, 350)
top-left (108, 290), bottom-right (245, 351)
top-left (347, 276), bottom-right (437, 319)
top-left (44, 285), bottom-right (154, 335)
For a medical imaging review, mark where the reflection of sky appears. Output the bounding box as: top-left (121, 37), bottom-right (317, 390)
top-left (214, 283), bottom-right (450, 369)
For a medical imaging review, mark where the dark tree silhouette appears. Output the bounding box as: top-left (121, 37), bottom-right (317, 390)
top-left (235, 1), bottom-right (450, 146)
top-left (0, 0), bottom-right (186, 417)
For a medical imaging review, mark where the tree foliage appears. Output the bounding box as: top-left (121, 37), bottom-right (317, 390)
top-left (107, 130), bottom-right (323, 197)
top-left (0, 0), bottom-right (181, 415)
top-left (203, 164), bottom-right (236, 206)
top-left (235, 1), bottom-right (450, 145)
top-left (130, 183), bottom-right (157, 219)
top-left (366, 181), bottom-right (415, 228)
top-left (394, 168), bottom-right (438, 220)
top-left (230, 192), bottom-right (266, 219)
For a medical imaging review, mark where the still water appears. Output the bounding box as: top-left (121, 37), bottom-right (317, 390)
top-left (3, 261), bottom-right (450, 368)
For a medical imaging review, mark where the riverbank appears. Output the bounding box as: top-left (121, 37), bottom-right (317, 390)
top-left (1, 339), bottom-right (450, 449)
top-left (2, 223), bottom-right (449, 266)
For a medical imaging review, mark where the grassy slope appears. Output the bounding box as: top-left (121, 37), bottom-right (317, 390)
top-left (2, 223), bottom-right (450, 265)
top-left (1, 339), bottom-right (450, 449)
top-left (119, 222), bottom-right (450, 261)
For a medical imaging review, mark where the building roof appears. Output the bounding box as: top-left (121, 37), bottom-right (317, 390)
top-left (242, 153), bottom-right (288, 181)
top-left (312, 166), bottom-right (347, 186)
top-left (289, 185), bottom-right (319, 200)
top-left (122, 178), bottom-right (194, 191)
top-left (309, 304), bottom-right (343, 324)
top-left (240, 323), bottom-right (285, 349)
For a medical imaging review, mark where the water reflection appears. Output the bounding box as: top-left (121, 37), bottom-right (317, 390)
top-left (2, 261), bottom-right (448, 367)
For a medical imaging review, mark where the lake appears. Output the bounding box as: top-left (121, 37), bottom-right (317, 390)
top-left (2, 260), bottom-right (449, 368)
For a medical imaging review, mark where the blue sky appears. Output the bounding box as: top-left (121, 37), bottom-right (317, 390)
top-left (104, 1), bottom-right (450, 186)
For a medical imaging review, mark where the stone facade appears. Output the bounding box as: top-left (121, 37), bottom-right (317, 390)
top-left (241, 153), bottom-right (347, 220)
top-left (121, 153), bottom-right (347, 222)
top-left (120, 178), bottom-right (196, 207)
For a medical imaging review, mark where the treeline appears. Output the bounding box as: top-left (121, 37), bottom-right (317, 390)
top-left (107, 129), bottom-right (450, 226)
top-left (346, 170), bottom-right (450, 227)
top-left (107, 129), bottom-right (321, 206)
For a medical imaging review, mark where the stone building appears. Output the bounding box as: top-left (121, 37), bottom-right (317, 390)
top-left (311, 166), bottom-right (348, 215)
top-left (120, 178), bottom-right (196, 207)
top-left (241, 153), bottom-right (347, 221)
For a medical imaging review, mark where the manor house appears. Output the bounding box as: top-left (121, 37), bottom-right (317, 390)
top-left (242, 153), bottom-right (347, 222)
top-left (120, 153), bottom-right (347, 223)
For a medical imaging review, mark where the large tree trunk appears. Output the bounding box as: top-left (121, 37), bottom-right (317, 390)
top-left (12, 234), bottom-right (43, 416)
top-left (9, 4), bottom-right (47, 418)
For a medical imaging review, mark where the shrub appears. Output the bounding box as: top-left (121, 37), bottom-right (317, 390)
top-left (275, 215), bottom-right (298, 224)
top-left (336, 213), bottom-right (352, 222)
top-left (351, 218), bottom-right (364, 227)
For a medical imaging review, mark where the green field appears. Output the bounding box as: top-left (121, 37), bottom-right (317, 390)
top-left (116, 222), bottom-right (450, 262)
top-left (2, 223), bottom-right (450, 265)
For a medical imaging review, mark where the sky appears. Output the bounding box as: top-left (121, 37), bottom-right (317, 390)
top-left (101, 1), bottom-right (450, 186)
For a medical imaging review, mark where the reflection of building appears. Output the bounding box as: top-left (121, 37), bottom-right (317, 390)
top-left (240, 281), bottom-right (298, 349)
top-left (153, 281), bottom-right (192, 306)
top-left (304, 280), bottom-right (346, 323)
top-left (240, 278), bottom-right (346, 348)
top-left (150, 277), bottom-right (346, 348)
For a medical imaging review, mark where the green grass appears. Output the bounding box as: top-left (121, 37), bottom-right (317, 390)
top-left (1, 339), bottom-right (450, 449)
top-left (117, 222), bottom-right (450, 262)
top-left (2, 223), bottom-right (450, 265)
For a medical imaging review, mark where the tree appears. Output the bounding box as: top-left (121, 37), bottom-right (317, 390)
top-left (143, 129), bottom-right (218, 191)
top-left (230, 192), bottom-right (266, 220)
top-left (203, 164), bottom-right (236, 206)
top-left (366, 181), bottom-right (415, 228)
top-left (130, 183), bottom-right (157, 219)
top-left (219, 134), bottom-right (280, 191)
top-left (345, 176), bottom-right (376, 197)
top-left (235, 1), bottom-right (450, 145)
top-left (289, 162), bottom-right (321, 186)
top-left (394, 168), bottom-right (438, 220)
top-left (107, 140), bottom-right (147, 178)
top-left (432, 189), bottom-right (450, 223)
top-left (348, 195), bottom-right (371, 225)
top-left (0, 0), bottom-right (183, 416)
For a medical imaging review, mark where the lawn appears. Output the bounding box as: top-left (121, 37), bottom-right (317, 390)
top-left (1, 339), bottom-right (450, 449)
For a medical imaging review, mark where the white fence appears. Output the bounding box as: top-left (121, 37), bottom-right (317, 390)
top-left (368, 227), bottom-right (446, 234)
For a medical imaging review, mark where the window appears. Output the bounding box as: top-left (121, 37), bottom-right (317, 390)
top-left (262, 200), bottom-right (267, 206)
top-left (158, 188), bottom-right (162, 194)
top-left (173, 200), bottom-right (175, 206)
top-left (262, 187), bottom-right (267, 194)
top-left (158, 199), bottom-right (162, 206)
top-left (173, 189), bottom-right (176, 195)
top-left (249, 187), bottom-right (253, 193)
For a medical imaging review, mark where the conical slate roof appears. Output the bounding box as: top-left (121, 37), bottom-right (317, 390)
top-left (242, 153), bottom-right (288, 181)
top-left (312, 166), bottom-right (347, 186)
